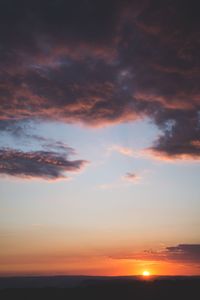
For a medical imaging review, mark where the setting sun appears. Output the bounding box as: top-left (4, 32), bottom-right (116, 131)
top-left (143, 271), bottom-right (150, 277)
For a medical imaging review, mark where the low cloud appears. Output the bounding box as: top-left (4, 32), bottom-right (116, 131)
top-left (0, 148), bottom-right (88, 180)
top-left (111, 244), bottom-right (200, 264)
top-left (165, 244), bottom-right (200, 263)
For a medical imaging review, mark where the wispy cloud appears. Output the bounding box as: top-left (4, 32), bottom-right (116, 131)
top-left (107, 145), bottom-right (134, 157)
top-left (123, 172), bottom-right (141, 183)
top-left (97, 171), bottom-right (142, 190)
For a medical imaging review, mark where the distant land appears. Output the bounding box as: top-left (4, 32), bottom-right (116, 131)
top-left (0, 275), bottom-right (200, 289)
top-left (0, 275), bottom-right (200, 300)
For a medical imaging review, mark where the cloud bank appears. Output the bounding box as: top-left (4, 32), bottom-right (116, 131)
top-left (0, 0), bottom-right (200, 159)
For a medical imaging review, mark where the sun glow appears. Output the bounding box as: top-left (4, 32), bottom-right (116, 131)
top-left (143, 270), bottom-right (150, 277)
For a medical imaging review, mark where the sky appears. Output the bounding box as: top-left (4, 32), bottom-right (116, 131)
top-left (0, 0), bottom-right (200, 276)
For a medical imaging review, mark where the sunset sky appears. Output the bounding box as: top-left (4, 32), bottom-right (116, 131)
top-left (0, 0), bottom-right (200, 276)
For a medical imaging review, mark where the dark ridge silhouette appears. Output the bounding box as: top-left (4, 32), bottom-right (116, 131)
top-left (0, 276), bottom-right (200, 300)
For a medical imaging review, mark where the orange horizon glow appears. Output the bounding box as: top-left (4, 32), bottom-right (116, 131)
top-left (1, 223), bottom-right (199, 277)
top-left (0, 254), bottom-right (200, 277)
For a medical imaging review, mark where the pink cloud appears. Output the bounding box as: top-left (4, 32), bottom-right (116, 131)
top-left (107, 145), bottom-right (134, 157)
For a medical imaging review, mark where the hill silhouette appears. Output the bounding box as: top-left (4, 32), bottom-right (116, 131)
top-left (0, 276), bottom-right (200, 300)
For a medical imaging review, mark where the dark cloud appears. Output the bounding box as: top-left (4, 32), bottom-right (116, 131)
top-left (143, 244), bottom-right (200, 263)
top-left (148, 110), bottom-right (200, 159)
top-left (110, 244), bottom-right (200, 264)
top-left (166, 244), bottom-right (200, 263)
top-left (0, 0), bottom-right (200, 158)
top-left (0, 148), bottom-right (88, 180)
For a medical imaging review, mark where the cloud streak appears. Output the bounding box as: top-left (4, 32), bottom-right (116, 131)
top-left (111, 244), bottom-right (200, 264)
top-left (123, 172), bottom-right (141, 183)
top-left (0, 148), bottom-right (88, 180)
top-left (107, 145), bottom-right (134, 157)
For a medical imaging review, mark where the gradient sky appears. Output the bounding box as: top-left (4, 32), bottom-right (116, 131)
top-left (0, 0), bottom-right (200, 276)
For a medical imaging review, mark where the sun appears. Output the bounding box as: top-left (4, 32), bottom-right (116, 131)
top-left (142, 270), bottom-right (150, 277)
